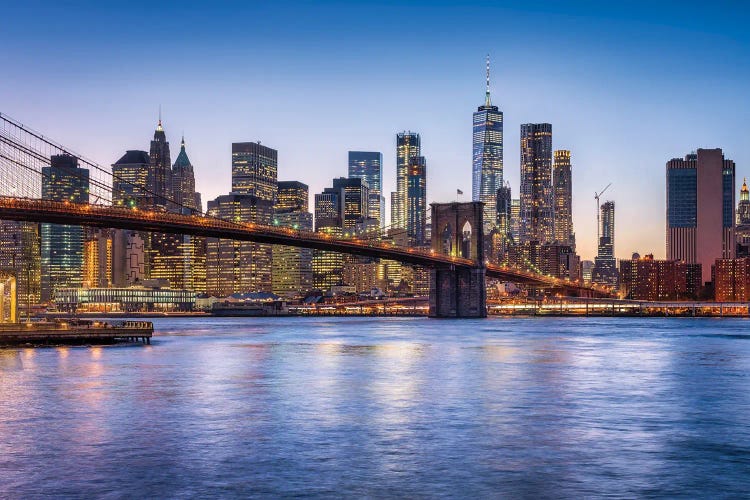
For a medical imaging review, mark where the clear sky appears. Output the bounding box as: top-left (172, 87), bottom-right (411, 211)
top-left (2, 0), bottom-right (748, 260)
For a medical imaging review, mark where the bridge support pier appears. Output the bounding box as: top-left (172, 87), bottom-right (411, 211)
top-left (428, 202), bottom-right (486, 318)
top-left (429, 266), bottom-right (486, 318)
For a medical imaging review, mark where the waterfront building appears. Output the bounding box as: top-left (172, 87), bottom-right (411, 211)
top-left (232, 142), bottom-right (278, 203)
top-left (667, 148), bottom-right (735, 285)
top-left (592, 201), bottom-right (618, 289)
top-left (472, 56), bottom-right (503, 234)
top-left (205, 194), bottom-right (273, 296)
top-left (54, 280), bottom-right (195, 312)
top-left (112, 150), bottom-right (150, 208)
top-left (406, 156), bottom-right (427, 246)
top-left (276, 181), bottom-right (309, 212)
top-left (715, 257), bottom-right (750, 302)
top-left (171, 136), bottom-right (202, 213)
top-left (619, 253), bottom-right (701, 300)
top-left (41, 154), bottom-right (89, 302)
top-left (0, 220), bottom-right (41, 312)
top-left (553, 150), bottom-right (574, 248)
top-left (348, 151), bottom-right (385, 228)
top-left (519, 123), bottom-right (553, 244)
top-left (393, 132), bottom-right (421, 229)
top-left (272, 210), bottom-right (313, 298)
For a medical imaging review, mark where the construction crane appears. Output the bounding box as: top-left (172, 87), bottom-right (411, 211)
top-left (594, 183), bottom-right (612, 244)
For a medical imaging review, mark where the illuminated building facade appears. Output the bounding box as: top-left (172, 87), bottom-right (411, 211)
top-left (0, 220), bottom-right (41, 311)
top-left (472, 56), bottom-right (503, 234)
top-left (112, 150), bottom-right (150, 208)
top-left (620, 253), bottom-right (701, 300)
top-left (348, 151), bottom-right (385, 228)
top-left (41, 154), bottom-right (89, 301)
top-left (313, 189), bottom-right (344, 291)
top-left (272, 210), bottom-right (313, 298)
top-left (83, 229), bottom-right (113, 288)
top-left (592, 201), bottom-right (618, 289)
top-left (667, 149), bottom-right (735, 284)
top-left (393, 132), bottom-right (420, 229)
top-left (312, 178), bottom-right (370, 292)
top-left (406, 156), bottom-right (427, 246)
top-left (553, 150), bottom-right (574, 248)
top-left (510, 198), bottom-right (520, 243)
top-left (276, 181), bottom-right (309, 212)
top-left (232, 142), bottom-right (278, 203)
top-left (519, 123), bottom-right (553, 244)
top-left (205, 194), bottom-right (273, 295)
top-left (715, 257), bottom-right (750, 302)
top-left (55, 283), bottom-right (195, 312)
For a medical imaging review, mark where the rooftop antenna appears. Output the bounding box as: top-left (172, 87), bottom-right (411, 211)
top-left (485, 54), bottom-right (491, 107)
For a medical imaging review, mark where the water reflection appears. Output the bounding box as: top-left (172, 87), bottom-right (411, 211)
top-left (1, 317), bottom-right (750, 497)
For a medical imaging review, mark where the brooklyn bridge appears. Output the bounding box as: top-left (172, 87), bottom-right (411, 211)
top-left (0, 112), bottom-right (610, 318)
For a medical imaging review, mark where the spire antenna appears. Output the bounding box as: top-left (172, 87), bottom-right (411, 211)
top-left (485, 54), bottom-right (491, 107)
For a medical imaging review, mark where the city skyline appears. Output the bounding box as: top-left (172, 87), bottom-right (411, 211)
top-left (2, 1), bottom-right (749, 261)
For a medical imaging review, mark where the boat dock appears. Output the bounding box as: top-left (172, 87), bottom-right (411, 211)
top-left (0, 320), bottom-right (153, 346)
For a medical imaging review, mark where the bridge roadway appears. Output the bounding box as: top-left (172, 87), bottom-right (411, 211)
top-left (0, 197), bottom-right (609, 296)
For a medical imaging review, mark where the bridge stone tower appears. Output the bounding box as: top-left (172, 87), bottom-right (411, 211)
top-left (429, 202), bottom-right (487, 318)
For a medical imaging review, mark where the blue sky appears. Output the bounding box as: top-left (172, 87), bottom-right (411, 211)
top-left (2, 0), bottom-right (748, 259)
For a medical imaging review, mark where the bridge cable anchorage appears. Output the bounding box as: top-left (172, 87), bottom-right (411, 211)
top-left (0, 111), bottom-right (610, 298)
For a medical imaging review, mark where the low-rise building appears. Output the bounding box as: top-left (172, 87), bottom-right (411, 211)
top-left (619, 254), bottom-right (701, 300)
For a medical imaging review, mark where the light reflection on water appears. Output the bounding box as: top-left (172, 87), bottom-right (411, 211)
top-left (1, 316), bottom-right (750, 497)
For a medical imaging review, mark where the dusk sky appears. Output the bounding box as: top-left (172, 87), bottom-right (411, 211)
top-left (2, 0), bottom-right (748, 260)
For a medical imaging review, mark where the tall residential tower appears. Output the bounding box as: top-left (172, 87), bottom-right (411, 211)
top-left (519, 123), bottom-right (553, 244)
top-left (553, 150), bottom-right (574, 248)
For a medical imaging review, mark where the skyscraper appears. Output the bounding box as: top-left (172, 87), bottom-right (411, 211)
top-left (472, 56), bottom-right (503, 234)
top-left (41, 154), bottom-right (89, 301)
top-left (406, 156), bottom-right (427, 246)
top-left (272, 210), bottom-right (313, 298)
top-left (519, 123), bottom-right (553, 244)
top-left (232, 142), bottom-right (278, 203)
top-left (171, 136), bottom-right (201, 213)
top-left (312, 178), bottom-right (370, 291)
top-left (0, 220), bottom-right (40, 314)
top-left (393, 132), bottom-right (420, 229)
top-left (348, 151), bottom-right (385, 228)
top-left (553, 150), bottom-right (574, 248)
top-left (273, 181), bottom-right (312, 297)
top-left (112, 150), bottom-right (150, 208)
top-left (276, 181), bottom-right (309, 212)
top-left (667, 149), bottom-right (735, 284)
top-left (592, 201), bottom-right (618, 289)
top-left (205, 194), bottom-right (274, 295)
top-left (148, 118), bottom-right (171, 209)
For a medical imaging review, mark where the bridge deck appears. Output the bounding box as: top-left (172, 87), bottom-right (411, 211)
top-left (0, 197), bottom-right (610, 297)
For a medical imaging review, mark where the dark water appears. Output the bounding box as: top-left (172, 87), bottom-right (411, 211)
top-left (2, 317), bottom-right (750, 498)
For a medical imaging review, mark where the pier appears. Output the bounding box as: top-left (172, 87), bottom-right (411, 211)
top-left (0, 320), bottom-right (153, 346)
